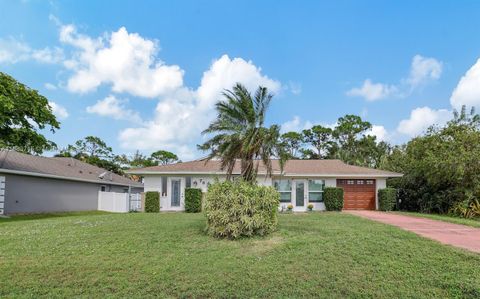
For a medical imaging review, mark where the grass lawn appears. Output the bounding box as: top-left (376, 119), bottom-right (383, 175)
top-left (1, 212), bottom-right (479, 298)
top-left (395, 211), bottom-right (480, 228)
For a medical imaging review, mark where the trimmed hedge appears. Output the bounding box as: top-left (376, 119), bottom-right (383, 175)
top-left (324, 187), bottom-right (344, 211)
top-left (203, 180), bottom-right (279, 239)
top-left (378, 188), bottom-right (397, 211)
top-left (185, 188), bottom-right (202, 213)
top-left (145, 191), bottom-right (160, 213)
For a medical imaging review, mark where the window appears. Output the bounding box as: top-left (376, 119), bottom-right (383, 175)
top-left (161, 177), bottom-right (168, 196)
top-left (186, 177), bottom-right (191, 188)
top-left (273, 179), bottom-right (292, 202)
top-left (357, 180), bottom-right (364, 185)
top-left (347, 180), bottom-right (355, 185)
top-left (308, 179), bottom-right (324, 202)
top-left (100, 185), bottom-right (106, 192)
top-left (366, 180), bottom-right (374, 185)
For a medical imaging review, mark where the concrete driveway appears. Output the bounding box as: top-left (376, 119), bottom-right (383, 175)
top-left (346, 210), bottom-right (480, 254)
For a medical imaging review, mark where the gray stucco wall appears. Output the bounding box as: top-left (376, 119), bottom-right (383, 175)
top-left (1, 173), bottom-right (142, 215)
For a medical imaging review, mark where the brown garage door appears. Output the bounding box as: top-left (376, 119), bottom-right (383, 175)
top-left (337, 179), bottom-right (376, 210)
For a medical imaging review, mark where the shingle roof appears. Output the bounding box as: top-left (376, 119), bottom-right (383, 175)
top-left (127, 159), bottom-right (402, 177)
top-left (0, 150), bottom-right (143, 187)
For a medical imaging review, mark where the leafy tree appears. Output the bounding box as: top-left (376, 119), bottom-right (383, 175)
top-left (381, 106), bottom-right (480, 213)
top-left (353, 136), bottom-right (391, 168)
top-left (117, 150), bottom-right (157, 168)
top-left (151, 150), bottom-right (179, 165)
top-left (299, 148), bottom-right (320, 159)
top-left (333, 115), bottom-right (372, 146)
top-left (332, 115), bottom-right (372, 164)
top-left (302, 125), bottom-right (333, 159)
top-left (0, 72), bottom-right (60, 154)
top-left (280, 131), bottom-right (304, 158)
top-left (199, 83), bottom-right (287, 182)
top-left (71, 136), bottom-right (114, 160)
top-left (56, 136), bottom-right (123, 174)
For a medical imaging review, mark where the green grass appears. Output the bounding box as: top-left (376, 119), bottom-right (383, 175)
top-left (395, 211), bottom-right (480, 228)
top-left (0, 210), bottom-right (111, 222)
top-left (1, 212), bottom-right (479, 298)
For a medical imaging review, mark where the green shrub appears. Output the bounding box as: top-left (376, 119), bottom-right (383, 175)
top-left (307, 203), bottom-right (314, 211)
top-left (145, 191), bottom-right (160, 213)
top-left (324, 187), bottom-right (344, 211)
top-left (450, 199), bottom-right (480, 219)
top-left (378, 188), bottom-right (397, 211)
top-left (185, 188), bottom-right (202, 213)
top-left (203, 180), bottom-right (279, 239)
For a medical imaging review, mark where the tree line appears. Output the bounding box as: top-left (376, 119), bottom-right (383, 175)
top-left (54, 136), bottom-right (179, 175)
top-left (280, 114), bottom-right (390, 168)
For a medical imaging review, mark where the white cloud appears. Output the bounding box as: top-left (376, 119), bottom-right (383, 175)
top-left (367, 125), bottom-right (389, 142)
top-left (346, 79), bottom-right (397, 101)
top-left (118, 55), bottom-right (281, 159)
top-left (59, 25), bottom-right (184, 98)
top-left (196, 55), bottom-right (281, 108)
top-left (0, 38), bottom-right (30, 63)
top-left (347, 54), bottom-right (442, 101)
top-left (280, 116), bottom-right (313, 133)
top-left (450, 58), bottom-right (480, 111)
top-left (31, 47), bottom-right (64, 64)
top-left (49, 101), bottom-right (69, 119)
top-left (397, 106), bottom-right (451, 137)
top-left (86, 95), bottom-right (142, 124)
top-left (405, 55), bottom-right (443, 88)
top-left (44, 83), bottom-right (57, 90)
top-left (0, 37), bottom-right (63, 64)
top-left (288, 81), bottom-right (302, 95)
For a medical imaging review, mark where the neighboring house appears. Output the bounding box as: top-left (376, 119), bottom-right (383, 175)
top-left (127, 159), bottom-right (402, 212)
top-left (0, 150), bottom-right (143, 215)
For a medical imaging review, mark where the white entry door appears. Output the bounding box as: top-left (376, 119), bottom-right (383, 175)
top-left (168, 177), bottom-right (184, 210)
top-left (294, 180), bottom-right (306, 210)
top-left (171, 179), bottom-right (181, 207)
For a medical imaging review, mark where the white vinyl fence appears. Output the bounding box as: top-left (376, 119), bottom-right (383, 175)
top-left (98, 191), bottom-right (142, 213)
top-left (0, 176), bottom-right (5, 215)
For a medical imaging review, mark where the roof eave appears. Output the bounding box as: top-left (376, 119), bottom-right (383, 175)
top-left (0, 168), bottom-right (143, 187)
top-left (127, 170), bottom-right (403, 178)
top-left (126, 170), bottom-right (283, 175)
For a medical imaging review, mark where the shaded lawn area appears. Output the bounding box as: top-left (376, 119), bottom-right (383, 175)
top-left (1, 212), bottom-right (479, 298)
top-left (395, 211), bottom-right (480, 228)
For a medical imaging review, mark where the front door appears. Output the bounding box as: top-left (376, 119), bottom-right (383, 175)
top-left (295, 180), bottom-right (306, 208)
top-left (171, 179), bottom-right (181, 207)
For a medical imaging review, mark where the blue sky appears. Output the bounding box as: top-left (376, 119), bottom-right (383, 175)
top-left (1, 0), bottom-right (480, 159)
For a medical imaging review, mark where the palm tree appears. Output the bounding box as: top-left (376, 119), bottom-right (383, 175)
top-left (198, 83), bottom-right (286, 182)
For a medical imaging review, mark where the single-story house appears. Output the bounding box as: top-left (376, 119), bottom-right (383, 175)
top-left (0, 150), bottom-right (143, 215)
top-left (127, 159), bottom-right (402, 212)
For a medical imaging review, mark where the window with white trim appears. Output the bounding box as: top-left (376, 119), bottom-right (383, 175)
top-left (308, 179), bottom-right (325, 202)
top-left (273, 179), bottom-right (292, 203)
